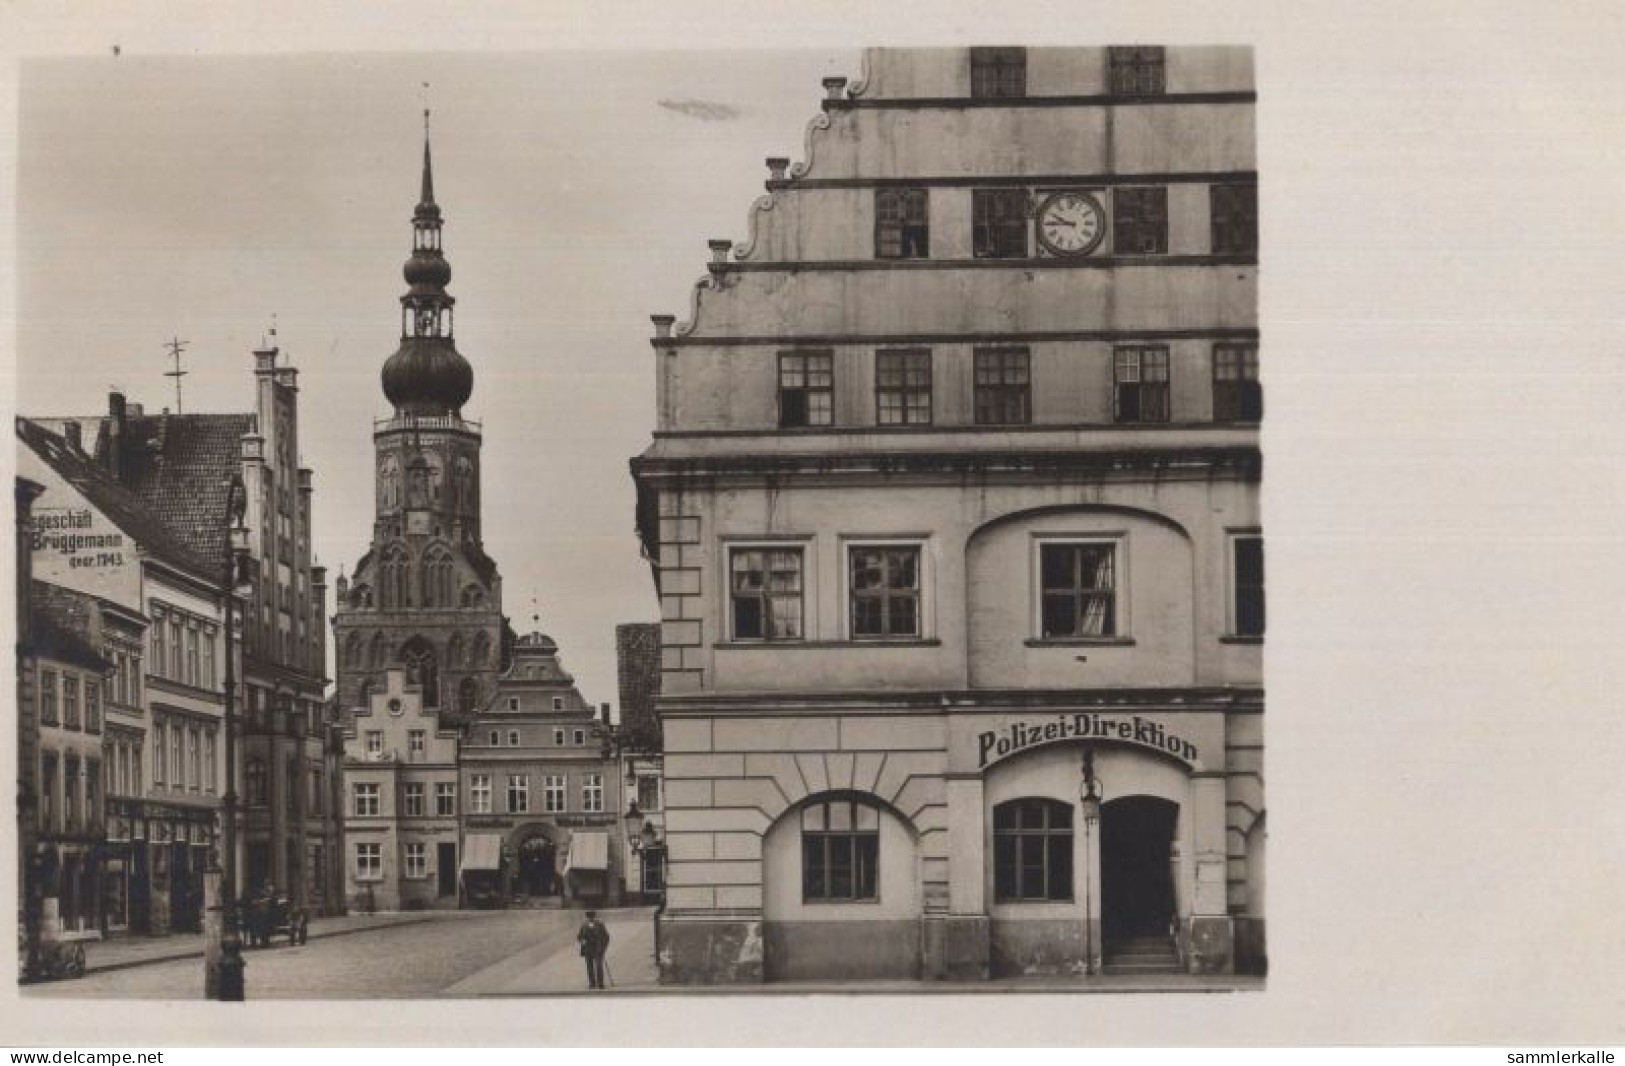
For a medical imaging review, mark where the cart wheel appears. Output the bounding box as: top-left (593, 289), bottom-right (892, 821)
top-left (65, 944), bottom-right (85, 979)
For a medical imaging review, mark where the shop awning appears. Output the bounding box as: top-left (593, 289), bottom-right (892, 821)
top-left (460, 833), bottom-right (503, 873)
top-left (564, 831), bottom-right (609, 873)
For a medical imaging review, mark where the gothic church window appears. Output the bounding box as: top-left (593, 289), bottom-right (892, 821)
top-left (422, 546), bottom-right (455, 607)
top-left (402, 639), bottom-right (439, 709)
top-left (380, 546), bottom-right (411, 609)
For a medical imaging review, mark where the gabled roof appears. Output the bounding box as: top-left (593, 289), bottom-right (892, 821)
top-left (94, 413), bottom-right (255, 575)
top-left (17, 417), bottom-right (216, 581)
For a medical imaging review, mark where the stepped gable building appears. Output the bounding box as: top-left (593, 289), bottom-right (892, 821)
top-left (632, 47), bottom-right (1264, 984)
top-left (461, 630), bottom-right (626, 908)
top-left (342, 666), bottom-right (460, 911)
top-left (108, 360), bottom-right (340, 915)
top-left (335, 117), bottom-right (512, 911)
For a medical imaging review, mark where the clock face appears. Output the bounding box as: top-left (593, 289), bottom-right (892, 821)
top-left (1036, 191), bottom-right (1106, 256)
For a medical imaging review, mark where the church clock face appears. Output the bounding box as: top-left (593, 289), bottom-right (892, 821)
top-left (1035, 190), bottom-right (1106, 257)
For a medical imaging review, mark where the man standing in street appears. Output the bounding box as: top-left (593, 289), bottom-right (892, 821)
top-left (577, 909), bottom-right (610, 990)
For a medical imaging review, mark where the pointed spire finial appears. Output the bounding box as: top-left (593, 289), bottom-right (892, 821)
top-left (420, 84), bottom-right (435, 208)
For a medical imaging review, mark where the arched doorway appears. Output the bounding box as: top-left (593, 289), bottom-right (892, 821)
top-left (507, 826), bottom-right (558, 899)
top-left (1100, 795), bottom-right (1179, 945)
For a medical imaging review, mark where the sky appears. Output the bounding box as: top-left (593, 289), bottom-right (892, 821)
top-left (16, 48), bottom-right (858, 710)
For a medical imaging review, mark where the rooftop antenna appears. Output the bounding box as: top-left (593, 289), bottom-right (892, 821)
top-left (162, 336), bottom-right (189, 414)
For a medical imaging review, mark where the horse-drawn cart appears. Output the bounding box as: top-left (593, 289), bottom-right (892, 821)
top-left (239, 891), bottom-right (308, 948)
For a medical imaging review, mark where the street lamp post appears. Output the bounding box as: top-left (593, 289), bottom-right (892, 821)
top-left (209, 475), bottom-right (250, 1001)
top-left (1080, 747), bottom-right (1102, 978)
top-left (624, 801), bottom-right (664, 967)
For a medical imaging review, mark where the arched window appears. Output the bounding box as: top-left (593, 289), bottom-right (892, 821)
top-left (422, 545), bottom-right (454, 608)
top-left (401, 638), bottom-right (439, 709)
top-left (380, 546), bottom-right (410, 609)
top-left (344, 632), bottom-right (362, 668)
top-left (368, 631), bottom-right (384, 669)
top-left (446, 632), bottom-right (464, 669)
top-left (800, 796), bottom-right (881, 902)
top-left (458, 677), bottom-right (479, 715)
top-left (992, 798), bottom-right (1073, 902)
top-left (245, 757), bottom-right (268, 807)
top-left (471, 631), bottom-right (490, 667)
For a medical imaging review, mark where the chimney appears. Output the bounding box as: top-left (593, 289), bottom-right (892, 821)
top-left (107, 392), bottom-right (127, 482)
top-left (62, 421), bottom-right (82, 453)
top-left (600, 702), bottom-right (612, 726)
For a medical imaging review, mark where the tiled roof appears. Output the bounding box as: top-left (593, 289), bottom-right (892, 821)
top-left (17, 417), bottom-right (216, 580)
top-left (100, 413), bottom-right (255, 575)
top-left (28, 580), bottom-right (112, 671)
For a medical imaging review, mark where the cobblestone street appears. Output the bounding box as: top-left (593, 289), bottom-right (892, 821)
top-left (25, 907), bottom-right (659, 999)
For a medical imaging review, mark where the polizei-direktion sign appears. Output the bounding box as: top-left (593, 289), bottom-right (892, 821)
top-left (976, 713), bottom-right (1199, 769)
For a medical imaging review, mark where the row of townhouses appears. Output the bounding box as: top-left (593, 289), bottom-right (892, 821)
top-left (16, 343), bottom-right (346, 955)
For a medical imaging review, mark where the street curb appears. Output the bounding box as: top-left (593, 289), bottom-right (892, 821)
top-left (459, 981), bottom-right (1266, 997)
top-left (81, 915), bottom-right (439, 976)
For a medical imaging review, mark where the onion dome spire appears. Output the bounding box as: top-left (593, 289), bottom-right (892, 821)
top-left (382, 109), bottom-right (473, 418)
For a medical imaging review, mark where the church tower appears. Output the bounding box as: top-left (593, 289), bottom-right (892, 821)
top-left (334, 114), bottom-right (507, 729)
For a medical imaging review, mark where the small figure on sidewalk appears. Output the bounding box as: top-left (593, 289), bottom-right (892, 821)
top-left (577, 909), bottom-right (610, 990)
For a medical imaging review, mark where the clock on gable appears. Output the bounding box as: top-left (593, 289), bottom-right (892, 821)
top-left (1035, 190), bottom-right (1106, 257)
